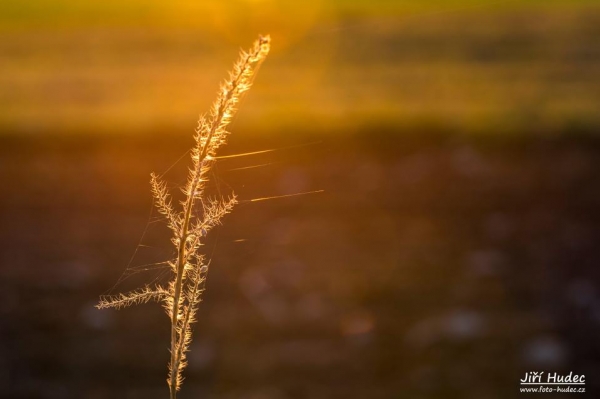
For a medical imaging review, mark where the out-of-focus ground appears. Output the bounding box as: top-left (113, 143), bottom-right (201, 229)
top-left (1, 132), bottom-right (600, 398)
top-left (1, 1), bottom-right (600, 398)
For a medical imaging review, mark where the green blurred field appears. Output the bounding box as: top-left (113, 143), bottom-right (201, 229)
top-left (1, 0), bottom-right (599, 136)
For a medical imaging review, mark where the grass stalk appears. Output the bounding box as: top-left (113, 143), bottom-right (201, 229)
top-left (97, 35), bottom-right (270, 399)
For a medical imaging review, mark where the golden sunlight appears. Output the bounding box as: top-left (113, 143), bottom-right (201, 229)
top-left (204, 0), bottom-right (326, 50)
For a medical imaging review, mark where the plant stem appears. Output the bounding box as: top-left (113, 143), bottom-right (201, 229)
top-left (167, 36), bottom-right (269, 398)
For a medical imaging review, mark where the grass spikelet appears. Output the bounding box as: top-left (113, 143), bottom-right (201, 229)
top-left (97, 35), bottom-right (271, 399)
top-left (97, 285), bottom-right (169, 310)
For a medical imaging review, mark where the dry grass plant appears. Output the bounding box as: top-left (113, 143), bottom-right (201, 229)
top-left (97, 35), bottom-right (271, 399)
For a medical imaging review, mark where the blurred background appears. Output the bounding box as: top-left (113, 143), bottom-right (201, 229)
top-left (1, 0), bottom-right (599, 398)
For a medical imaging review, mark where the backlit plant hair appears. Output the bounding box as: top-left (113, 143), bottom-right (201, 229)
top-left (97, 35), bottom-right (271, 399)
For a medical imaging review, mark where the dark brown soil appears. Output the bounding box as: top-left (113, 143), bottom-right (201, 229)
top-left (1, 129), bottom-right (599, 398)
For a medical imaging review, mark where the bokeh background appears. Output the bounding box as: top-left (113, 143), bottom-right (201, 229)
top-left (1, 0), bottom-right (599, 398)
